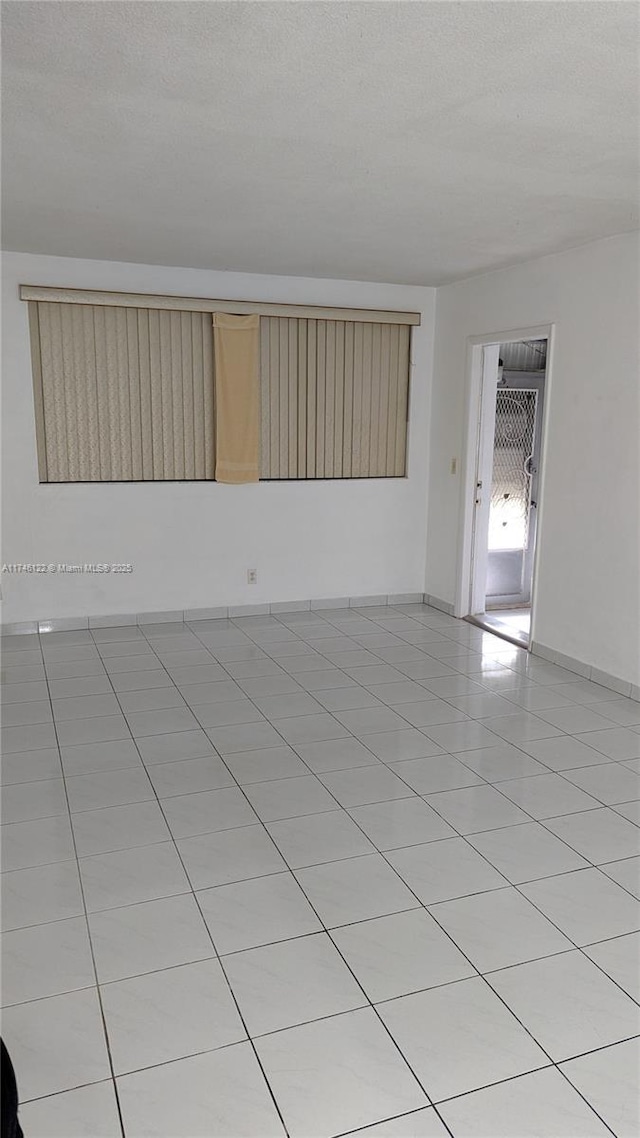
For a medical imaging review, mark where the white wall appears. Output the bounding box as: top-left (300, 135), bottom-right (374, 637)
top-left (1, 253), bottom-right (435, 623)
top-left (427, 232), bottom-right (640, 686)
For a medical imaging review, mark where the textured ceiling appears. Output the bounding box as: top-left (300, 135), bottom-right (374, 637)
top-left (2, 1), bottom-right (638, 285)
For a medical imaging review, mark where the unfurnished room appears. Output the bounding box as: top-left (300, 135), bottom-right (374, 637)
top-left (0, 2), bottom-right (639, 1137)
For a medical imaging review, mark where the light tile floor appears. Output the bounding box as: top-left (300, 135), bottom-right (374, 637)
top-left (1, 603), bottom-right (639, 1138)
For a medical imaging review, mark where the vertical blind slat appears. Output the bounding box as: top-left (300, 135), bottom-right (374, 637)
top-left (333, 321), bottom-right (345, 479)
top-left (342, 322), bottom-right (354, 478)
top-left (260, 318), bottom-right (271, 477)
top-left (278, 318), bottom-right (289, 477)
top-left (297, 319), bottom-right (307, 478)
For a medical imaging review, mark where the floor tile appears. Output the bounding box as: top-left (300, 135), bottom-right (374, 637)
top-left (1, 723), bottom-right (57, 753)
top-left (332, 908), bottom-right (474, 1002)
top-left (274, 713), bottom-right (350, 745)
top-left (135, 727), bottom-right (216, 763)
top-left (296, 852), bottom-right (419, 927)
top-left (431, 885), bottom-right (571, 971)
top-left (162, 787), bottom-right (257, 838)
top-left (224, 931), bottom-right (366, 1035)
top-left (479, 711), bottom-right (564, 744)
top-left (223, 745), bottom-right (309, 784)
top-left (56, 714), bottom-right (130, 747)
top-left (61, 738), bottom-right (142, 776)
top-left (1, 814), bottom-right (75, 871)
top-left (198, 871), bottom-right (322, 953)
top-left (591, 698), bottom-right (640, 726)
top-left (117, 685), bottom-right (187, 712)
top-left (457, 743), bottom-right (547, 782)
top-left (537, 706), bottom-right (621, 733)
top-left (438, 1067), bottom-right (612, 1138)
top-left (550, 680), bottom-right (620, 705)
top-left (468, 822), bottom-right (589, 884)
top-left (489, 950), bottom-right (640, 1059)
top-left (102, 957), bottom-right (246, 1074)
top-left (294, 737), bottom-right (379, 772)
top-left (207, 721), bottom-right (284, 752)
top-left (178, 823), bottom-right (286, 889)
top-left (560, 1038), bottom-right (640, 1138)
top-left (110, 669), bottom-right (174, 692)
top-left (422, 721), bottom-right (504, 752)
top-left (613, 800), bottom-right (640, 825)
top-left (88, 893), bottom-right (214, 983)
top-left (447, 692), bottom-right (519, 719)
top-left (364, 681), bottom-right (432, 706)
top-left (2, 988), bottom-right (110, 1101)
top-left (561, 762), bottom-right (640, 805)
top-left (584, 931), bottom-right (640, 1001)
top-left (497, 772), bottom-right (600, 819)
top-left (52, 693), bottom-right (120, 721)
top-left (66, 767), bottom-right (154, 812)
top-left (389, 755), bottom-right (482, 794)
top-left (379, 976), bottom-right (547, 1103)
top-left (117, 1041), bottom-right (285, 1138)
top-left (125, 706), bottom-right (201, 737)
top-left (320, 765), bottom-right (415, 807)
top-left (243, 774), bottom-right (338, 821)
top-left (425, 784), bottom-right (530, 834)
top-left (574, 727), bottom-right (640, 761)
top-left (343, 665), bottom-right (407, 686)
top-left (349, 797), bottom-right (455, 851)
top-left (2, 861), bottom-right (83, 930)
top-left (1, 778), bottom-right (67, 824)
top-left (267, 809), bottom-right (375, 868)
top-left (79, 841), bottom-right (190, 912)
top-left (147, 754), bottom-right (234, 797)
top-left (387, 699), bottom-right (468, 729)
top-left (239, 674), bottom-right (304, 696)
top-left (297, 668), bottom-right (359, 691)
top-left (255, 1007), bottom-right (427, 1138)
top-left (2, 916), bottom-right (95, 1005)
top-left (71, 800), bottom-right (170, 856)
top-left (388, 836), bottom-right (506, 904)
top-left (2, 680), bottom-right (48, 703)
top-left (164, 663), bottom-right (228, 686)
top-left (545, 807), bottom-right (640, 863)
top-left (1, 701), bottom-right (52, 727)
top-left (251, 692), bottom-right (325, 720)
top-left (364, 730), bottom-right (443, 762)
top-left (18, 1080), bottom-right (121, 1138)
top-left (600, 854), bottom-right (640, 897)
top-left (520, 867), bottom-right (640, 944)
top-left (46, 659), bottom-right (107, 681)
top-left (335, 708), bottom-right (417, 736)
top-left (0, 746), bottom-right (62, 785)
top-left (519, 734), bottom-right (615, 771)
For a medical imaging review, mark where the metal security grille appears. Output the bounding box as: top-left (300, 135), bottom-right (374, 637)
top-left (488, 388), bottom-right (538, 551)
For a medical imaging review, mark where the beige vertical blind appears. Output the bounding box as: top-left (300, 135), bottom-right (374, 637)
top-left (260, 318), bottom-right (411, 478)
top-left (213, 313), bottom-right (260, 484)
top-left (28, 301), bottom-right (215, 481)
top-left (25, 289), bottom-right (414, 483)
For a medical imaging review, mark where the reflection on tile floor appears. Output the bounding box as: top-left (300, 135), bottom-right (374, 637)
top-left (1, 603), bottom-right (639, 1138)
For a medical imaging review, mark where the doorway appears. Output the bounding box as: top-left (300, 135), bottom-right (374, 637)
top-left (465, 335), bottom-right (549, 648)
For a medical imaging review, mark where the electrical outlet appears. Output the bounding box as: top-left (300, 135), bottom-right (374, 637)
top-left (247, 569), bottom-right (258, 585)
top-left (450, 457), bottom-right (458, 475)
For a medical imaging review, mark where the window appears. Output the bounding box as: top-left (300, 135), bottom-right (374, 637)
top-left (23, 286), bottom-right (419, 483)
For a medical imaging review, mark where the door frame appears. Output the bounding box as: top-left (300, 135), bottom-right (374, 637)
top-left (454, 322), bottom-right (555, 648)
